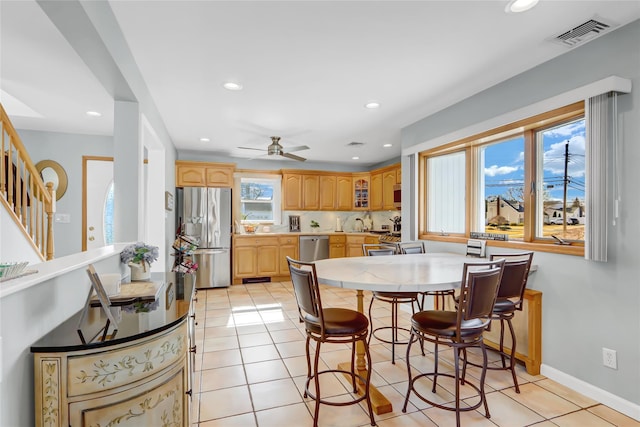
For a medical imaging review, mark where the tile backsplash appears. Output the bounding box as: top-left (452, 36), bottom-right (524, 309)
top-left (280, 210), bottom-right (400, 233)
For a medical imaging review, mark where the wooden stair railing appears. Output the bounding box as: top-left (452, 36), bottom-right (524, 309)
top-left (1, 103), bottom-right (55, 261)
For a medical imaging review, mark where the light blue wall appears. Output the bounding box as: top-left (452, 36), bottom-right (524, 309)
top-left (19, 129), bottom-right (113, 257)
top-left (402, 20), bottom-right (640, 406)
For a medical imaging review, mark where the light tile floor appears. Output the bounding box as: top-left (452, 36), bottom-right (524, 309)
top-left (191, 281), bottom-right (638, 427)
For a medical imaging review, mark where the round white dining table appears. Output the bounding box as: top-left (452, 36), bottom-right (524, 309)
top-left (313, 251), bottom-right (480, 415)
top-left (315, 252), bottom-right (483, 293)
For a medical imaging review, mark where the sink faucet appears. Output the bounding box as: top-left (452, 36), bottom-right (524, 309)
top-left (355, 218), bottom-right (364, 232)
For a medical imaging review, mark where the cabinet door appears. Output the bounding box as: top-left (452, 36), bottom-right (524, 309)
top-left (370, 172), bottom-right (383, 210)
top-left (353, 175), bottom-right (370, 210)
top-left (336, 176), bottom-right (352, 211)
top-left (282, 174), bottom-right (303, 210)
top-left (319, 175), bottom-right (336, 210)
top-left (176, 165), bottom-right (206, 187)
top-left (257, 245), bottom-right (279, 276)
top-left (234, 246), bottom-right (257, 277)
top-left (329, 244), bottom-right (346, 258)
top-left (69, 360), bottom-right (188, 427)
top-left (396, 166), bottom-right (401, 184)
top-left (278, 236), bottom-right (299, 274)
top-left (382, 170), bottom-right (397, 210)
top-left (302, 174), bottom-right (320, 210)
top-left (206, 166), bottom-right (233, 187)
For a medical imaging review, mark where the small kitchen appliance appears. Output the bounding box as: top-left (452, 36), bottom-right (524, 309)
top-left (289, 215), bottom-right (301, 232)
top-left (392, 216), bottom-right (401, 232)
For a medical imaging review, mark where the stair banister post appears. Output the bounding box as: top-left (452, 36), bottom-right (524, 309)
top-left (46, 181), bottom-right (55, 260)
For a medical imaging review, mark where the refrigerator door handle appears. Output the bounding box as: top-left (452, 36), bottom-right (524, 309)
top-left (194, 248), bottom-right (227, 255)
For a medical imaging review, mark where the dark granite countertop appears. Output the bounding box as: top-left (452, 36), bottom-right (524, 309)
top-left (31, 272), bottom-right (195, 353)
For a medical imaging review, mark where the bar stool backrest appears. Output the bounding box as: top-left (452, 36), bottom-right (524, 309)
top-left (457, 259), bottom-right (505, 334)
top-left (398, 241), bottom-right (426, 254)
top-left (490, 252), bottom-right (534, 310)
top-left (287, 257), bottom-right (324, 334)
top-left (362, 243), bottom-right (396, 256)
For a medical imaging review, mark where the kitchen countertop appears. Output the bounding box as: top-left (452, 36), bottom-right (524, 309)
top-left (234, 231), bottom-right (387, 237)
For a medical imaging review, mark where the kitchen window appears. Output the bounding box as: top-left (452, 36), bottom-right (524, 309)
top-left (420, 101), bottom-right (585, 250)
top-left (239, 176), bottom-right (282, 224)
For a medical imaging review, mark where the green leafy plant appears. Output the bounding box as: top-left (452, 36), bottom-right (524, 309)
top-left (310, 220), bottom-right (320, 228)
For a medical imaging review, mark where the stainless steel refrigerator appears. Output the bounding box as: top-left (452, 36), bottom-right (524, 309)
top-left (178, 187), bottom-right (231, 288)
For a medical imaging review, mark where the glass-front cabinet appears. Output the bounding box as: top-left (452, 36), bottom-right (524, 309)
top-left (353, 174), bottom-right (370, 210)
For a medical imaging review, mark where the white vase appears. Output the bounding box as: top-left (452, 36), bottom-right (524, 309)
top-left (129, 261), bottom-right (151, 281)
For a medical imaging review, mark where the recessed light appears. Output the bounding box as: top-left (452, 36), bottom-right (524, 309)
top-left (352, 156), bottom-right (360, 160)
top-left (200, 137), bottom-right (210, 142)
top-left (505, 0), bottom-right (539, 13)
top-left (86, 111), bottom-right (101, 117)
top-left (223, 82), bottom-right (243, 91)
top-left (383, 143), bottom-right (392, 148)
top-left (364, 101), bottom-right (380, 109)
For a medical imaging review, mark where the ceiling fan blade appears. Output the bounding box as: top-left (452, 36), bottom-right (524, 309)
top-left (238, 146), bottom-right (267, 152)
top-left (282, 152), bottom-right (307, 162)
top-left (285, 145), bottom-right (310, 153)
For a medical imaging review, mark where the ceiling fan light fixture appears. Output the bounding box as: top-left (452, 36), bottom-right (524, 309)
top-left (364, 101), bottom-right (380, 109)
top-left (505, 0), bottom-right (539, 13)
top-left (223, 82), bottom-right (243, 91)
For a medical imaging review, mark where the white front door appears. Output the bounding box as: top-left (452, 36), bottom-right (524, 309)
top-left (83, 157), bottom-right (114, 251)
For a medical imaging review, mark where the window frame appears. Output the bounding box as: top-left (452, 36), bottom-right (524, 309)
top-left (236, 173), bottom-right (282, 225)
top-left (418, 101), bottom-right (585, 255)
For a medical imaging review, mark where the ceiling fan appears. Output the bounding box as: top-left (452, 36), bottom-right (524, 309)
top-left (238, 136), bottom-right (309, 162)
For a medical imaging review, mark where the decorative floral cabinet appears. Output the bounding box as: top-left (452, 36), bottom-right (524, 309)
top-left (34, 322), bottom-right (189, 427)
top-left (32, 273), bottom-right (196, 427)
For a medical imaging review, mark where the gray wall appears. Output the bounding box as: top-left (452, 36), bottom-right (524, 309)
top-left (402, 20), bottom-right (640, 406)
top-left (19, 129), bottom-right (113, 257)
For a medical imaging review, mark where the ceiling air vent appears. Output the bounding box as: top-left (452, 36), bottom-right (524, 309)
top-left (552, 18), bottom-right (616, 48)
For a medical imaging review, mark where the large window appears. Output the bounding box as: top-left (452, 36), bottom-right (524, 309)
top-left (421, 102), bottom-right (585, 249)
top-left (239, 176), bottom-right (282, 224)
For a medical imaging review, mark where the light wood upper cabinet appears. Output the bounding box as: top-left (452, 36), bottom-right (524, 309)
top-left (370, 172), bottom-right (383, 210)
top-left (176, 164), bottom-right (206, 187)
top-left (319, 175), bottom-right (337, 210)
top-left (353, 174), bottom-right (370, 210)
top-left (282, 173), bottom-right (303, 210)
top-left (382, 169), bottom-right (397, 210)
top-left (176, 161), bottom-right (234, 187)
top-left (336, 175), bottom-right (352, 210)
top-left (206, 165), bottom-right (234, 187)
top-left (302, 174), bottom-right (320, 210)
top-left (396, 166), bottom-right (402, 184)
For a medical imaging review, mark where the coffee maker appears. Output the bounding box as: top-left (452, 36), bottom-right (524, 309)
top-left (289, 215), bottom-right (301, 232)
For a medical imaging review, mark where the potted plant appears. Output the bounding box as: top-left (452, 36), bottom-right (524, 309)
top-left (120, 242), bottom-right (159, 281)
top-left (310, 220), bottom-right (320, 231)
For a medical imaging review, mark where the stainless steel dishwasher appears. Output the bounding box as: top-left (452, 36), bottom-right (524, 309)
top-left (299, 235), bottom-right (330, 262)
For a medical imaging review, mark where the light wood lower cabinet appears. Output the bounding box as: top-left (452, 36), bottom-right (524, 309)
top-left (34, 322), bottom-right (190, 427)
top-left (329, 235), bottom-right (346, 258)
top-left (233, 235), bottom-right (299, 283)
top-left (346, 235), bottom-right (379, 257)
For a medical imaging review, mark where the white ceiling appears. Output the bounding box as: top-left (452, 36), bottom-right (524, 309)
top-left (2, 1), bottom-right (639, 167)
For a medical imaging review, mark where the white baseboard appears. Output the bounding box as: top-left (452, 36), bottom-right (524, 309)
top-left (541, 364), bottom-right (640, 421)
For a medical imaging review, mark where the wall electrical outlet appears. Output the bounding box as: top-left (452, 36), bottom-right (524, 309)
top-left (602, 347), bottom-right (617, 369)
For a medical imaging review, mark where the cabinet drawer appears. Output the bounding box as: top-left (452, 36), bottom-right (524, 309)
top-left (279, 236), bottom-right (298, 245)
top-left (234, 236), bottom-right (279, 247)
top-left (329, 235), bottom-right (346, 244)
